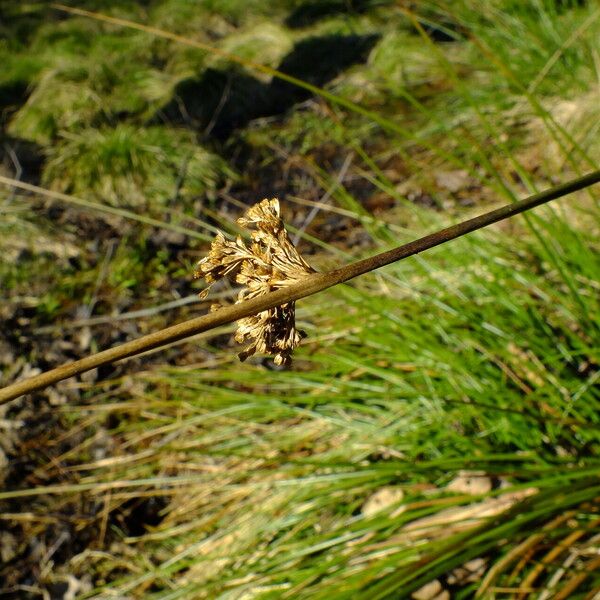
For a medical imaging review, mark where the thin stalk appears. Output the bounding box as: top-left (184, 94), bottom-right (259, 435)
top-left (1, 170), bottom-right (599, 404)
top-left (0, 176), bottom-right (210, 241)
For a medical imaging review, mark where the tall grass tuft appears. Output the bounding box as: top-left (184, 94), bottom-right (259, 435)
top-left (42, 125), bottom-right (233, 209)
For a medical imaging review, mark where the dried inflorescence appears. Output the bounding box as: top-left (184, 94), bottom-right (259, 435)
top-left (194, 198), bottom-right (315, 365)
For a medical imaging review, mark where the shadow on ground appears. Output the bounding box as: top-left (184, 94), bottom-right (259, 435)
top-left (284, 0), bottom-right (389, 28)
top-left (156, 33), bottom-right (380, 139)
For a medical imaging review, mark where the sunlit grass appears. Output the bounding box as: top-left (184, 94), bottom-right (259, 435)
top-left (42, 124), bottom-right (234, 209)
top-left (27, 203), bottom-right (598, 597)
top-left (1, 0), bottom-right (599, 597)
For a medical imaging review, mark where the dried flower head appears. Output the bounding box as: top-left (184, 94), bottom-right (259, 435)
top-left (194, 198), bottom-right (315, 365)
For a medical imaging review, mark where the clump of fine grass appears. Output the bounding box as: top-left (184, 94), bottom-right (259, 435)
top-left (6, 24), bottom-right (175, 144)
top-left (451, 0), bottom-right (599, 96)
top-left (404, 0), bottom-right (600, 172)
top-left (0, 41), bottom-right (44, 95)
top-left (17, 187), bottom-right (598, 597)
top-left (42, 124), bottom-right (234, 209)
top-left (216, 21), bottom-right (293, 70)
top-left (7, 71), bottom-right (103, 145)
top-left (244, 0), bottom-right (600, 201)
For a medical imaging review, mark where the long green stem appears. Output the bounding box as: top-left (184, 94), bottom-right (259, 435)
top-left (1, 170), bottom-right (599, 404)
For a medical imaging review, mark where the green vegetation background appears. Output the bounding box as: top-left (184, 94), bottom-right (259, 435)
top-left (0, 0), bottom-right (599, 598)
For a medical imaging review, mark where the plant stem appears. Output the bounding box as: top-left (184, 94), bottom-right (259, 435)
top-left (1, 170), bottom-right (599, 404)
top-left (0, 176), bottom-right (209, 241)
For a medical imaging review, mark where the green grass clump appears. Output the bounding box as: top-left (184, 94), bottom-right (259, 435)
top-left (42, 125), bottom-right (233, 209)
top-left (456, 0), bottom-right (599, 96)
top-left (0, 41), bottom-right (44, 92)
top-left (7, 24), bottom-right (176, 144)
top-left (7, 71), bottom-right (103, 145)
top-left (34, 195), bottom-right (598, 598)
top-left (216, 21), bottom-right (294, 69)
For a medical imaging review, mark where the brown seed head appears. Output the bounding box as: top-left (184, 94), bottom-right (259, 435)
top-left (194, 198), bottom-right (315, 364)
